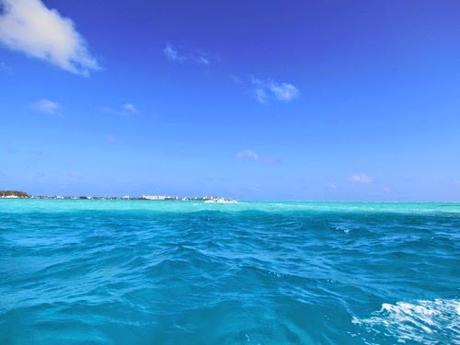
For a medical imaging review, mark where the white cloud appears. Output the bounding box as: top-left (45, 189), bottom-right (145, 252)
top-left (32, 98), bottom-right (60, 114)
top-left (351, 173), bottom-right (373, 184)
top-left (0, 0), bottom-right (99, 76)
top-left (163, 43), bottom-right (211, 66)
top-left (251, 78), bottom-right (299, 103)
top-left (122, 103), bottom-right (138, 113)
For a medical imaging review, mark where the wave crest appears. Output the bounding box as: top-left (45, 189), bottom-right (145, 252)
top-left (353, 298), bottom-right (460, 344)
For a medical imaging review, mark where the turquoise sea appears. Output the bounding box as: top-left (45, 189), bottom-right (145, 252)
top-left (1, 200), bottom-right (459, 344)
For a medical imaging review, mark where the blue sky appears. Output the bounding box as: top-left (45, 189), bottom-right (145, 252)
top-left (1, 0), bottom-right (460, 200)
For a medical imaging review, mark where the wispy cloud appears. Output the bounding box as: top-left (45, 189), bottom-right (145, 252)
top-left (0, 0), bottom-right (99, 76)
top-left (327, 182), bottom-right (337, 190)
top-left (269, 82), bottom-right (299, 102)
top-left (254, 88), bottom-right (268, 104)
top-left (122, 103), bottom-right (138, 114)
top-left (351, 173), bottom-right (373, 184)
top-left (163, 43), bottom-right (212, 66)
top-left (235, 150), bottom-right (280, 165)
top-left (32, 98), bottom-right (61, 114)
top-left (196, 55), bottom-right (210, 65)
top-left (251, 77), bottom-right (299, 103)
top-left (236, 150), bottom-right (259, 161)
top-left (163, 44), bottom-right (185, 63)
top-left (101, 103), bottom-right (139, 116)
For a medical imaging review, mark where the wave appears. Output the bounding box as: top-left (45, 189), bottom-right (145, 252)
top-left (352, 298), bottom-right (460, 344)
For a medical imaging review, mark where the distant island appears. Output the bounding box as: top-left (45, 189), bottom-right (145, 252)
top-left (0, 191), bottom-right (29, 198)
top-left (0, 191), bottom-right (237, 203)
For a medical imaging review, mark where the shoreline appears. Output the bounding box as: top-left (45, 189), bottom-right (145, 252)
top-left (0, 191), bottom-right (237, 203)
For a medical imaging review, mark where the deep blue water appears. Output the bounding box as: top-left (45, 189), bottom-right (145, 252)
top-left (1, 200), bottom-right (459, 344)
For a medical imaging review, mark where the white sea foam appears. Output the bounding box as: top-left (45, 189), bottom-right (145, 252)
top-left (353, 298), bottom-right (460, 344)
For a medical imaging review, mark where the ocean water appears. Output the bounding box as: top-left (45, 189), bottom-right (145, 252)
top-left (1, 200), bottom-right (459, 345)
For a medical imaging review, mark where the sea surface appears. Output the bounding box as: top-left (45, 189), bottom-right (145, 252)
top-left (1, 200), bottom-right (459, 344)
